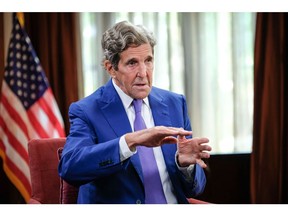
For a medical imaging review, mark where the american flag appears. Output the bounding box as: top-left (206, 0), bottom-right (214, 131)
top-left (0, 14), bottom-right (65, 202)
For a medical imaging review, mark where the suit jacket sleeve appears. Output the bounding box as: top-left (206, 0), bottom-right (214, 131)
top-left (58, 101), bottom-right (127, 186)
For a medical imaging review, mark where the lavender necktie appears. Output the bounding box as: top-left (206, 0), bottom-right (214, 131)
top-left (133, 99), bottom-right (167, 204)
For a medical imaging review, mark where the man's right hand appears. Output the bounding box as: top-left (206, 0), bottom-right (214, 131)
top-left (125, 126), bottom-right (192, 151)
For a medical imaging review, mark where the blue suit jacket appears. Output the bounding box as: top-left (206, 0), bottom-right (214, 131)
top-left (58, 79), bottom-right (207, 204)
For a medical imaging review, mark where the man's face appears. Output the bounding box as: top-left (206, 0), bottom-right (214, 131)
top-left (109, 44), bottom-right (154, 99)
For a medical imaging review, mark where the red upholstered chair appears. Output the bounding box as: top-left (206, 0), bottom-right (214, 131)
top-left (27, 138), bottom-right (78, 204)
top-left (28, 138), bottom-right (209, 204)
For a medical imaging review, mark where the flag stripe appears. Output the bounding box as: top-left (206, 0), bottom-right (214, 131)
top-left (0, 142), bottom-right (31, 202)
top-left (39, 88), bottom-right (65, 136)
top-left (29, 94), bottom-right (62, 138)
top-left (43, 88), bottom-right (65, 129)
top-left (1, 94), bottom-right (29, 138)
top-left (0, 127), bottom-right (30, 182)
top-left (0, 109), bottom-right (29, 163)
top-left (1, 81), bottom-right (40, 139)
top-left (0, 117), bottom-right (29, 164)
top-left (0, 143), bottom-right (30, 189)
top-left (26, 109), bottom-right (50, 138)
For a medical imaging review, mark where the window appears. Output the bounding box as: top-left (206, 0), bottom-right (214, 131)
top-left (79, 12), bottom-right (256, 154)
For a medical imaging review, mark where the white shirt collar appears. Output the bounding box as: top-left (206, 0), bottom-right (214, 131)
top-left (112, 79), bottom-right (150, 109)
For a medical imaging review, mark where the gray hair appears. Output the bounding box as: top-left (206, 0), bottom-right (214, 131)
top-left (101, 20), bottom-right (156, 70)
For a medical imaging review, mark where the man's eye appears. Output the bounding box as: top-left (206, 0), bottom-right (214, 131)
top-left (128, 61), bottom-right (137, 66)
top-left (146, 57), bottom-right (153, 63)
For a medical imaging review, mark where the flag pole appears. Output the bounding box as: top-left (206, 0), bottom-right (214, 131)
top-left (16, 12), bottom-right (24, 28)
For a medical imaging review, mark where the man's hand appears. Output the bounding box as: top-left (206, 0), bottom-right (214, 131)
top-left (125, 126), bottom-right (192, 151)
top-left (177, 135), bottom-right (212, 168)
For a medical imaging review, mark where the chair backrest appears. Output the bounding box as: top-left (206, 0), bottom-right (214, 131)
top-left (28, 138), bottom-right (78, 204)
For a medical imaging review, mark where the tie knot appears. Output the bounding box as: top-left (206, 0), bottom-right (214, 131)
top-left (133, 99), bottom-right (143, 113)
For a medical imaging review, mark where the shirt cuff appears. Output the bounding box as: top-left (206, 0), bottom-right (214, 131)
top-left (119, 135), bottom-right (137, 161)
top-left (175, 152), bottom-right (195, 181)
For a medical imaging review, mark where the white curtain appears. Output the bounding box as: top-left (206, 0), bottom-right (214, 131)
top-left (79, 12), bottom-right (256, 154)
top-left (182, 13), bottom-right (256, 153)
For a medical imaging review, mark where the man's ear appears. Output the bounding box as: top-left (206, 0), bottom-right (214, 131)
top-left (104, 60), bottom-right (116, 78)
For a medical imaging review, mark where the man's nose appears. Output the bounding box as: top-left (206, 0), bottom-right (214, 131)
top-left (137, 63), bottom-right (147, 77)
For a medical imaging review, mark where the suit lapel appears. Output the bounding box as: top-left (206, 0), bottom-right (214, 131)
top-left (148, 89), bottom-right (176, 169)
top-left (149, 91), bottom-right (172, 128)
top-left (99, 79), bottom-right (132, 137)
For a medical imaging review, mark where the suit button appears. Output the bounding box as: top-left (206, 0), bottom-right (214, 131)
top-left (136, 199), bottom-right (141, 204)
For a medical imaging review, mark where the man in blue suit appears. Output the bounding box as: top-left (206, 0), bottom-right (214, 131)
top-left (58, 21), bottom-right (211, 204)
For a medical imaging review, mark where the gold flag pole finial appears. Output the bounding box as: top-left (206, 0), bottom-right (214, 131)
top-left (16, 12), bottom-right (25, 27)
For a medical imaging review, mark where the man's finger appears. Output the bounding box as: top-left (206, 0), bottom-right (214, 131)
top-left (177, 135), bottom-right (186, 142)
top-left (162, 136), bottom-right (177, 144)
top-left (195, 137), bottom-right (210, 144)
top-left (196, 159), bottom-right (208, 169)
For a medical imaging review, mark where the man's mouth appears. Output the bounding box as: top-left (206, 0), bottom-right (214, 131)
top-left (134, 83), bottom-right (147, 87)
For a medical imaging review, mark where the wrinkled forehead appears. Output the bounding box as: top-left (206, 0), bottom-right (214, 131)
top-left (119, 44), bottom-right (153, 60)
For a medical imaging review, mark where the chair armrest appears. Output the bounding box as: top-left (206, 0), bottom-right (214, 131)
top-left (187, 198), bottom-right (210, 204)
top-left (28, 198), bottom-right (42, 204)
